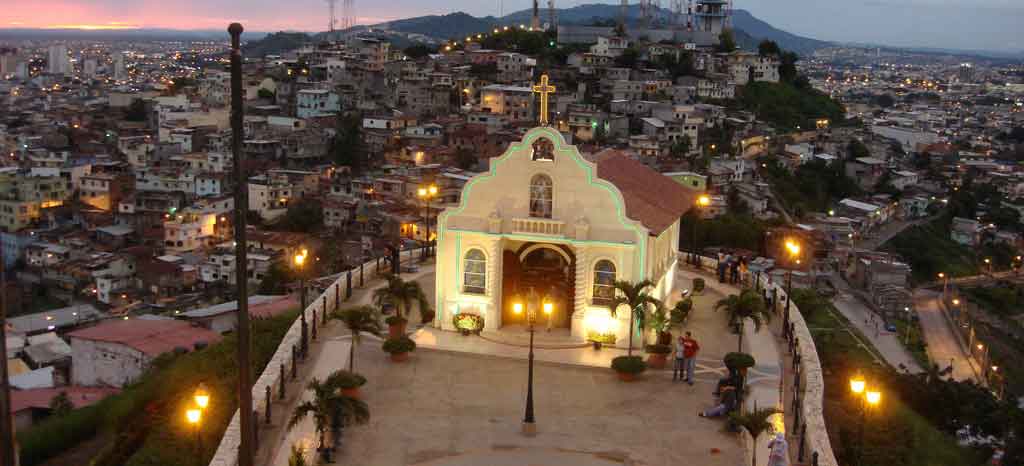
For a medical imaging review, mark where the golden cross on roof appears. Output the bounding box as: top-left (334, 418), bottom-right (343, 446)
top-left (532, 73), bottom-right (556, 126)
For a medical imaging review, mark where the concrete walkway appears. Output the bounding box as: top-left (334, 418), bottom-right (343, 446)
top-left (832, 277), bottom-right (924, 373)
top-left (914, 289), bottom-right (979, 381)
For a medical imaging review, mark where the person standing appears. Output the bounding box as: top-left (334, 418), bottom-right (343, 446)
top-left (682, 331), bottom-right (700, 385)
top-left (767, 433), bottom-right (790, 466)
top-left (673, 336), bottom-right (686, 382)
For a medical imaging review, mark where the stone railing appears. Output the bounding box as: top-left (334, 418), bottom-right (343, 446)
top-left (207, 247), bottom-right (422, 466)
top-left (688, 254), bottom-right (837, 466)
top-left (510, 217), bottom-right (565, 236)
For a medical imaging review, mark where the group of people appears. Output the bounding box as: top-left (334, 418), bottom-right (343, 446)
top-left (673, 332), bottom-right (700, 384)
top-left (699, 368), bottom-right (744, 418)
top-left (716, 251), bottom-right (749, 285)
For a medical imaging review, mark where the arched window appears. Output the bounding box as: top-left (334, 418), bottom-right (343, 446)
top-left (592, 260), bottom-right (616, 305)
top-left (463, 249), bottom-right (487, 294)
top-left (529, 174), bottom-right (553, 219)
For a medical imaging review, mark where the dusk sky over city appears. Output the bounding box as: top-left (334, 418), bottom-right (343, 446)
top-left (2, 0), bottom-right (1021, 51)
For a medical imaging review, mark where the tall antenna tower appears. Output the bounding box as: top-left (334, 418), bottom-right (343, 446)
top-left (531, 0), bottom-right (540, 30)
top-left (548, 0), bottom-right (557, 30)
top-left (340, 0), bottom-right (356, 30)
top-left (327, 0), bottom-right (337, 33)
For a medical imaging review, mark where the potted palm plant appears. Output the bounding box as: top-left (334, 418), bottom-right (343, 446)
top-left (374, 274), bottom-right (431, 336)
top-left (287, 373), bottom-right (370, 463)
top-left (729, 407), bottom-right (779, 466)
top-left (606, 279), bottom-right (658, 357)
top-left (644, 343), bottom-right (672, 369)
top-left (331, 306), bottom-right (382, 371)
top-left (715, 288), bottom-right (771, 352)
top-left (332, 370), bottom-right (367, 399)
top-left (723, 352), bottom-right (756, 376)
top-left (382, 335), bottom-right (417, 362)
top-left (611, 355), bottom-right (646, 381)
top-left (692, 277), bottom-right (705, 295)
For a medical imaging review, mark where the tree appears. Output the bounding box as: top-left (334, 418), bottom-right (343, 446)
top-left (875, 94), bottom-right (896, 108)
top-left (606, 280), bottom-right (659, 356)
top-left (403, 43), bottom-right (434, 59)
top-left (730, 408), bottom-right (780, 466)
top-left (49, 392), bottom-right (73, 417)
top-left (288, 373), bottom-right (370, 462)
top-left (331, 114), bottom-right (367, 174)
top-left (257, 88), bottom-right (275, 100)
top-left (615, 47), bottom-right (641, 69)
top-left (373, 274), bottom-right (431, 320)
top-left (670, 135), bottom-right (693, 160)
top-left (331, 306), bottom-right (382, 371)
top-left (258, 261), bottom-right (293, 294)
top-left (757, 40), bottom-right (781, 57)
top-left (715, 288), bottom-right (770, 352)
top-left (454, 148), bottom-right (477, 170)
top-left (779, 51), bottom-right (799, 84)
top-left (716, 29), bottom-right (737, 53)
top-left (847, 139), bottom-right (870, 160)
top-left (125, 98), bottom-right (148, 122)
top-left (276, 198), bottom-right (323, 233)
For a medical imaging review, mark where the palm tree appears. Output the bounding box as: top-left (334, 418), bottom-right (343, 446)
top-left (288, 373), bottom-right (370, 461)
top-left (331, 306), bottom-right (382, 371)
top-left (715, 288), bottom-right (771, 352)
top-left (607, 280), bottom-right (658, 356)
top-left (373, 274), bottom-right (431, 321)
top-left (730, 407), bottom-right (780, 466)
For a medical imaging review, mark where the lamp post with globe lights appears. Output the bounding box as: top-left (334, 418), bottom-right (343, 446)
top-left (850, 373), bottom-right (882, 466)
top-left (294, 248), bottom-right (309, 358)
top-left (691, 195), bottom-right (711, 265)
top-left (417, 184), bottom-right (438, 261)
top-left (512, 289), bottom-right (553, 436)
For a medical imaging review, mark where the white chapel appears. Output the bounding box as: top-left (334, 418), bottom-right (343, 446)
top-left (433, 125), bottom-right (695, 346)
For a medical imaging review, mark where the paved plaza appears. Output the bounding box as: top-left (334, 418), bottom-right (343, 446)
top-left (265, 263), bottom-right (785, 466)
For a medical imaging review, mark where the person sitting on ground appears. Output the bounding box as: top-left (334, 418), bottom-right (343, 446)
top-left (699, 385), bottom-right (737, 418)
top-left (714, 368), bottom-right (743, 396)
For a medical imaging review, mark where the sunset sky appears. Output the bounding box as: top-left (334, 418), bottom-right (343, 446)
top-left (2, 0), bottom-right (1021, 51)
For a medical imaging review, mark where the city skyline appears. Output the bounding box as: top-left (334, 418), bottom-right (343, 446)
top-left (2, 0), bottom-right (1022, 53)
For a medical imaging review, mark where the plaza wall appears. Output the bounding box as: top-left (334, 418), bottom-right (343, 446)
top-left (206, 248), bottom-right (418, 466)
top-left (695, 255), bottom-right (838, 466)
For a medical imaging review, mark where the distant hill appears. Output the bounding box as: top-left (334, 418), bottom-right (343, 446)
top-left (354, 4), bottom-right (830, 56)
top-left (243, 31), bottom-right (312, 57)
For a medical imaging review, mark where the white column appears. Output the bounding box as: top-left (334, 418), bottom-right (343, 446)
top-left (572, 245), bottom-right (588, 341)
top-left (485, 237), bottom-right (503, 331)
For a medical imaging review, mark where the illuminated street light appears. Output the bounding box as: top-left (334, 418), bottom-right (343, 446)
top-left (194, 384), bottom-right (210, 409)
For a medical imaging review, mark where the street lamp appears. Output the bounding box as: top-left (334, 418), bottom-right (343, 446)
top-left (186, 407), bottom-right (203, 464)
top-left (984, 258), bottom-right (992, 275)
top-left (513, 290), bottom-right (552, 436)
top-left (849, 373), bottom-right (881, 466)
top-left (417, 184), bottom-right (438, 262)
top-left (784, 239), bottom-right (801, 335)
top-left (194, 384), bottom-right (210, 410)
top-left (691, 195), bottom-right (711, 265)
top-left (938, 272), bottom-right (948, 300)
top-left (295, 249), bottom-right (309, 358)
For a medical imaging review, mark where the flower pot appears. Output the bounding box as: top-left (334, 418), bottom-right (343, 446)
top-left (341, 387), bottom-right (362, 399)
top-left (388, 321), bottom-right (407, 338)
top-left (646, 353), bottom-right (668, 369)
top-left (390, 351), bottom-right (410, 363)
top-left (459, 328), bottom-right (471, 336)
top-left (592, 341), bottom-right (602, 350)
top-left (616, 371), bottom-right (638, 382)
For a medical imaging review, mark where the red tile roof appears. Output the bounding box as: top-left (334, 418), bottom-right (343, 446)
top-left (11, 386), bottom-right (119, 413)
top-left (251, 295), bottom-right (300, 319)
top-left (68, 319), bottom-right (222, 357)
top-left (593, 149), bottom-right (695, 235)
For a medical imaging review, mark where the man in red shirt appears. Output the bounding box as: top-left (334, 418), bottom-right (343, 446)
top-left (681, 331), bottom-right (700, 385)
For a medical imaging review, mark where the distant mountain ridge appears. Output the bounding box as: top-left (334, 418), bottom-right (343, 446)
top-left (361, 4), bottom-right (830, 55)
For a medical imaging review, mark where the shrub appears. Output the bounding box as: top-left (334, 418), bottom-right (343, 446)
top-left (586, 331), bottom-right (617, 344)
top-left (452, 313), bottom-right (484, 334)
top-left (385, 315), bottom-right (407, 326)
top-left (333, 370), bottom-right (367, 389)
top-left (693, 278), bottom-right (705, 293)
top-left (671, 298), bottom-right (693, 324)
top-left (611, 355), bottom-right (647, 374)
top-left (724, 351), bottom-right (756, 370)
top-left (644, 343), bottom-right (672, 354)
top-left (420, 308), bottom-right (435, 324)
top-left (382, 336), bottom-right (417, 354)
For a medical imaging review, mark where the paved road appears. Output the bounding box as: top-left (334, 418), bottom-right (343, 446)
top-left (912, 289), bottom-right (978, 382)
top-left (858, 214), bottom-right (938, 251)
top-left (831, 277), bottom-right (924, 373)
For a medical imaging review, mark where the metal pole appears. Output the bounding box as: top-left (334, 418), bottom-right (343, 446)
top-left (0, 237), bottom-right (16, 466)
top-left (784, 270), bottom-right (792, 338)
top-left (691, 208), bottom-right (698, 265)
top-left (300, 274), bottom-right (308, 359)
top-left (228, 22), bottom-right (255, 466)
top-left (523, 313), bottom-right (536, 432)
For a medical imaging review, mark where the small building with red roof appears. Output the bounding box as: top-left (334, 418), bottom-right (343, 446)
top-left (67, 318), bottom-right (222, 387)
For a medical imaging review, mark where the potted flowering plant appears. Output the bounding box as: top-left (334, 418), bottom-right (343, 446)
top-left (382, 336), bottom-right (417, 362)
top-left (385, 315), bottom-right (407, 338)
top-left (331, 370), bottom-right (367, 399)
top-left (644, 343), bottom-right (672, 369)
top-left (611, 355), bottom-right (646, 382)
top-left (452, 313), bottom-right (484, 336)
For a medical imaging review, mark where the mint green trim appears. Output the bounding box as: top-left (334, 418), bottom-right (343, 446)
top-left (436, 127), bottom-right (648, 279)
top-left (445, 228), bottom-right (638, 248)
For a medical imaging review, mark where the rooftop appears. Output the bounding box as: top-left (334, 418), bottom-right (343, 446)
top-left (67, 319), bottom-right (222, 357)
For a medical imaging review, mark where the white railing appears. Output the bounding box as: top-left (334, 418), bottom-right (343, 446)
top-left (207, 247), bottom-right (422, 466)
top-left (511, 217), bottom-right (565, 236)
